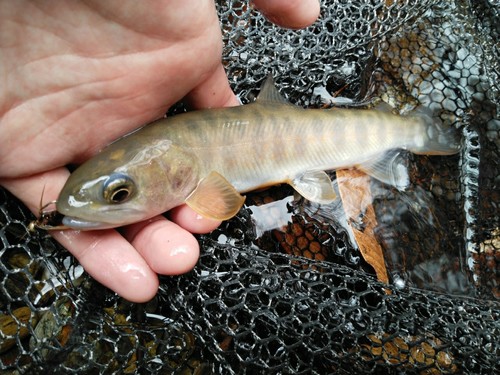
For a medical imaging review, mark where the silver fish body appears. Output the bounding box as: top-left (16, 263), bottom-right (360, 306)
top-left (56, 77), bottom-right (460, 229)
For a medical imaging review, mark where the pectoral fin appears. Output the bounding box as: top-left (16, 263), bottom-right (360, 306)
top-left (356, 150), bottom-right (409, 190)
top-left (290, 170), bottom-right (337, 204)
top-left (185, 171), bottom-right (245, 220)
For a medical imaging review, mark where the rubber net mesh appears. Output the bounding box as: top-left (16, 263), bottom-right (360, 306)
top-left (1, 0), bottom-right (498, 374)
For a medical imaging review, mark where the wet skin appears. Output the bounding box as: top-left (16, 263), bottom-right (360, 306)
top-left (0, 0), bottom-right (320, 302)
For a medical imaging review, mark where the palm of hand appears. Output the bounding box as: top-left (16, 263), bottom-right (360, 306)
top-left (1, 0), bottom-right (230, 177)
top-left (0, 0), bottom-right (234, 302)
top-left (0, 0), bottom-right (320, 302)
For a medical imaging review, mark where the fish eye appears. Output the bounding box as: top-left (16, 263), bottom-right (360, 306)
top-left (102, 174), bottom-right (135, 204)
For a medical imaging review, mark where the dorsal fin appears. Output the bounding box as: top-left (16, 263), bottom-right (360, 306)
top-left (256, 75), bottom-right (289, 104)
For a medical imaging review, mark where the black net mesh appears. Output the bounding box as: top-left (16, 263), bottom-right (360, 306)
top-left (1, 0), bottom-right (499, 374)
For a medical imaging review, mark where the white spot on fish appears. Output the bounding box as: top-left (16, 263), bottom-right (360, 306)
top-left (117, 140), bottom-right (172, 171)
top-left (68, 195), bottom-right (90, 208)
top-left (222, 120), bottom-right (249, 128)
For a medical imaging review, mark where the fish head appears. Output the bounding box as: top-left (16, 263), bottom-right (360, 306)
top-left (56, 137), bottom-right (200, 230)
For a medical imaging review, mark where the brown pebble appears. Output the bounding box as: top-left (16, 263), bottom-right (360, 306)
top-left (305, 229), bottom-right (315, 241)
top-left (281, 243), bottom-right (292, 254)
top-left (263, 196), bottom-right (275, 204)
top-left (310, 241), bottom-right (321, 253)
top-left (291, 223), bottom-right (304, 237)
top-left (315, 253), bottom-right (325, 261)
top-left (297, 236), bottom-right (309, 250)
top-left (285, 233), bottom-right (296, 246)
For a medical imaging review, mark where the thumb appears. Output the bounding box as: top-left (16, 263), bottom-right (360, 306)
top-left (252, 0), bottom-right (321, 29)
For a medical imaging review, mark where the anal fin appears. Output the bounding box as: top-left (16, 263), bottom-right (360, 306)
top-left (290, 170), bottom-right (337, 204)
top-left (185, 171), bottom-right (245, 220)
top-left (356, 150), bottom-right (409, 190)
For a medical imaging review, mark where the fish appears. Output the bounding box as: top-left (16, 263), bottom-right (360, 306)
top-left (55, 76), bottom-right (460, 230)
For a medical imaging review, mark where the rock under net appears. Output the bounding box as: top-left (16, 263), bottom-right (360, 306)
top-left (1, 1), bottom-right (498, 374)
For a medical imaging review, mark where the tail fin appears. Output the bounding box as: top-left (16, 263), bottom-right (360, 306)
top-left (409, 108), bottom-right (461, 155)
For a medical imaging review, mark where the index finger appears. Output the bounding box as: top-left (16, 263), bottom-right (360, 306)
top-left (252, 0), bottom-right (321, 29)
top-left (1, 169), bottom-right (160, 302)
top-left (185, 64), bottom-right (240, 109)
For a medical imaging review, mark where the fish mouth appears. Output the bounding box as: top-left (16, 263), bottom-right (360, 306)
top-left (61, 216), bottom-right (123, 230)
top-left (58, 205), bottom-right (146, 230)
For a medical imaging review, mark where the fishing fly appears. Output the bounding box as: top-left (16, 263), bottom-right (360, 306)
top-left (27, 188), bottom-right (68, 233)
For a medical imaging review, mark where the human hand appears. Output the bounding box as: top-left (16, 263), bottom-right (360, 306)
top-left (0, 0), bottom-right (320, 302)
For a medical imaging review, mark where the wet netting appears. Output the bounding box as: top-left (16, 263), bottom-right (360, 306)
top-left (1, 0), bottom-right (499, 374)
